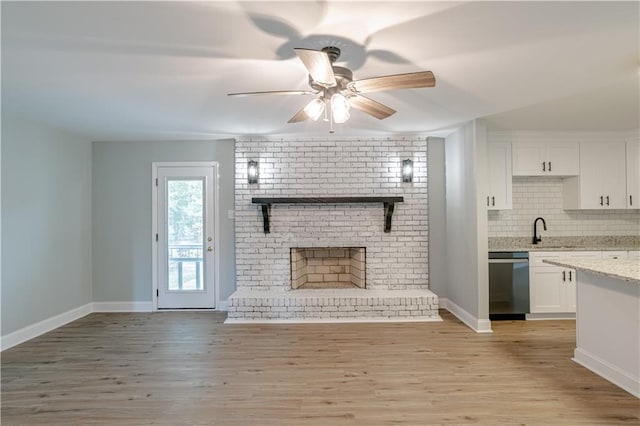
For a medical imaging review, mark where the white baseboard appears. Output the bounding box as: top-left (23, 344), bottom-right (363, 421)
top-left (1, 299), bottom-right (231, 351)
top-left (439, 298), bottom-right (493, 333)
top-left (574, 348), bottom-right (640, 398)
top-left (1, 303), bottom-right (93, 351)
top-left (92, 301), bottom-right (153, 312)
top-left (526, 312), bottom-right (576, 320)
top-left (217, 300), bottom-right (228, 311)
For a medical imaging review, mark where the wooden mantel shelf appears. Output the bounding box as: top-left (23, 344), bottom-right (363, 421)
top-left (251, 197), bottom-right (404, 234)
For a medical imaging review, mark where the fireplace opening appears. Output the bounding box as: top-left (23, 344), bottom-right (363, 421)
top-left (291, 247), bottom-right (366, 290)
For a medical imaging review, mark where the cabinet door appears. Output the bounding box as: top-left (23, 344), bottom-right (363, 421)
top-left (530, 266), bottom-right (565, 313)
top-left (546, 141), bottom-right (579, 176)
top-left (627, 139), bottom-right (640, 209)
top-left (578, 143), bottom-right (603, 209)
top-left (564, 268), bottom-right (576, 313)
top-left (487, 142), bottom-right (512, 210)
top-left (600, 141), bottom-right (627, 208)
top-left (561, 251), bottom-right (599, 313)
top-left (512, 142), bottom-right (546, 176)
top-left (578, 143), bottom-right (626, 209)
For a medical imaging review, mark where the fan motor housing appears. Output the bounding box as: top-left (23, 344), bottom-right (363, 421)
top-left (309, 66), bottom-right (353, 92)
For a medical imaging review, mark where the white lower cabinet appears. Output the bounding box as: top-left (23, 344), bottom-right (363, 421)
top-left (530, 264), bottom-right (577, 313)
top-left (529, 251), bottom-right (601, 314)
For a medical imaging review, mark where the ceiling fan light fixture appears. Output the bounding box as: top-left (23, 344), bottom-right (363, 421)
top-left (331, 93), bottom-right (350, 124)
top-left (304, 98), bottom-right (325, 121)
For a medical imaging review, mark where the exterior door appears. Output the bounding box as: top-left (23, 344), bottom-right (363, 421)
top-left (154, 163), bottom-right (217, 309)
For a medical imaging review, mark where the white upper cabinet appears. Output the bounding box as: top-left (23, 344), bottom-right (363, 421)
top-left (626, 139), bottom-right (640, 209)
top-left (563, 141), bottom-right (627, 209)
top-left (512, 141), bottom-right (579, 176)
top-left (486, 142), bottom-right (512, 210)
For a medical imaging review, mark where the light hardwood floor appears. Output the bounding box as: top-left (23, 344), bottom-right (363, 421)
top-left (2, 311), bottom-right (638, 425)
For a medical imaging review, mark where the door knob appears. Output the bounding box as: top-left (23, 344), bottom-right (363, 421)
top-left (207, 236), bottom-right (213, 242)
top-left (207, 246), bottom-right (213, 252)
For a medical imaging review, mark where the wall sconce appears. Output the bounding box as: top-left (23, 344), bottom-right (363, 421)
top-left (402, 159), bottom-right (413, 183)
top-left (247, 160), bottom-right (259, 184)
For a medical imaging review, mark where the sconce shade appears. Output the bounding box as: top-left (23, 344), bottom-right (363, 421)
top-left (402, 159), bottom-right (413, 183)
top-left (247, 160), bottom-right (259, 184)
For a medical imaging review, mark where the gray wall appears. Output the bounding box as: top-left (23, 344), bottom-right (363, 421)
top-left (92, 140), bottom-right (236, 304)
top-left (1, 115), bottom-right (93, 335)
top-left (427, 137), bottom-right (447, 298)
top-left (444, 121), bottom-right (489, 322)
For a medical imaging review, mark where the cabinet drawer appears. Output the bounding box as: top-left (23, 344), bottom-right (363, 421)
top-left (529, 252), bottom-right (565, 266)
top-left (564, 251), bottom-right (601, 259)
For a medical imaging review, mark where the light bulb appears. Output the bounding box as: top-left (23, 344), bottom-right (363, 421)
top-left (303, 98), bottom-right (325, 121)
top-left (331, 93), bottom-right (350, 123)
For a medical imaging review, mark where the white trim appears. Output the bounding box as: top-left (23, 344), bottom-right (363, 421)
top-left (92, 302), bottom-right (153, 312)
top-left (440, 298), bottom-right (493, 333)
top-left (574, 347), bottom-right (640, 398)
top-left (225, 317), bottom-right (442, 324)
top-left (151, 162), bottom-right (220, 310)
top-left (488, 130), bottom-right (638, 141)
top-left (1, 303), bottom-right (93, 351)
top-left (152, 163), bottom-right (159, 309)
top-left (526, 312), bottom-right (576, 321)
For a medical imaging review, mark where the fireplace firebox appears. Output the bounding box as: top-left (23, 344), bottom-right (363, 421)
top-left (290, 247), bottom-right (365, 290)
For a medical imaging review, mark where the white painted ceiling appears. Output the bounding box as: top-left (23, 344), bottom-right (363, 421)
top-left (2, 1), bottom-right (638, 140)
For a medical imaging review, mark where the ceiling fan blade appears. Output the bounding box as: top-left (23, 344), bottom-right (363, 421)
top-left (349, 71), bottom-right (435, 93)
top-left (349, 95), bottom-right (396, 120)
top-left (227, 90), bottom-right (316, 97)
top-left (287, 107), bottom-right (309, 123)
top-left (294, 48), bottom-right (336, 87)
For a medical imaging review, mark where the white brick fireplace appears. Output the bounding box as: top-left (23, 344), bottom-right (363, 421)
top-left (226, 138), bottom-right (440, 322)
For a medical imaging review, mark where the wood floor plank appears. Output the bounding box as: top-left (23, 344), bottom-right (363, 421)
top-left (1, 311), bottom-right (638, 425)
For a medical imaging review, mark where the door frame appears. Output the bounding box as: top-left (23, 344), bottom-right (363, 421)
top-left (151, 162), bottom-right (220, 310)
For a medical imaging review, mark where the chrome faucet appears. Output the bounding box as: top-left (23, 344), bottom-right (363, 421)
top-left (532, 217), bottom-right (547, 245)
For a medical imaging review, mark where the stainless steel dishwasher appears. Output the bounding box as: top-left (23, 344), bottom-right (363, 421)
top-left (489, 252), bottom-right (529, 320)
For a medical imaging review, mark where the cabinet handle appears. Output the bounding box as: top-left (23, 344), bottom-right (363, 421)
top-left (542, 162), bottom-right (546, 172)
top-left (606, 195), bottom-right (610, 206)
top-left (569, 271), bottom-right (572, 282)
top-left (600, 196), bottom-right (604, 206)
top-left (487, 196), bottom-right (490, 207)
top-left (631, 195), bottom-right (633, 206)
top-left (548, 161), bottom-right (551, 172)
top-left (562, 271), bottom-right (566, 282)
top-left (492, 196), bottom-right (495, 206)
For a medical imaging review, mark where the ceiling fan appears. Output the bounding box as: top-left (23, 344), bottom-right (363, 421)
top-left (228, 46), bottom-right (436, 132)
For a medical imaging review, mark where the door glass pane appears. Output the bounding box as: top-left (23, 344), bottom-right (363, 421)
top-left (167, 179), bottom-right (204, 291)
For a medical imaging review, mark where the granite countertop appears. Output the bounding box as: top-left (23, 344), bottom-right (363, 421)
top-left (488, 236), bottom-right (640, 252)
top-left (543, 258), bottom-right (640, 284)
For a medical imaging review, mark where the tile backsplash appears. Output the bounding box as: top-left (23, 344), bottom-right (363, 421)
top-left (488, 177), bottom-right (640, 237)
